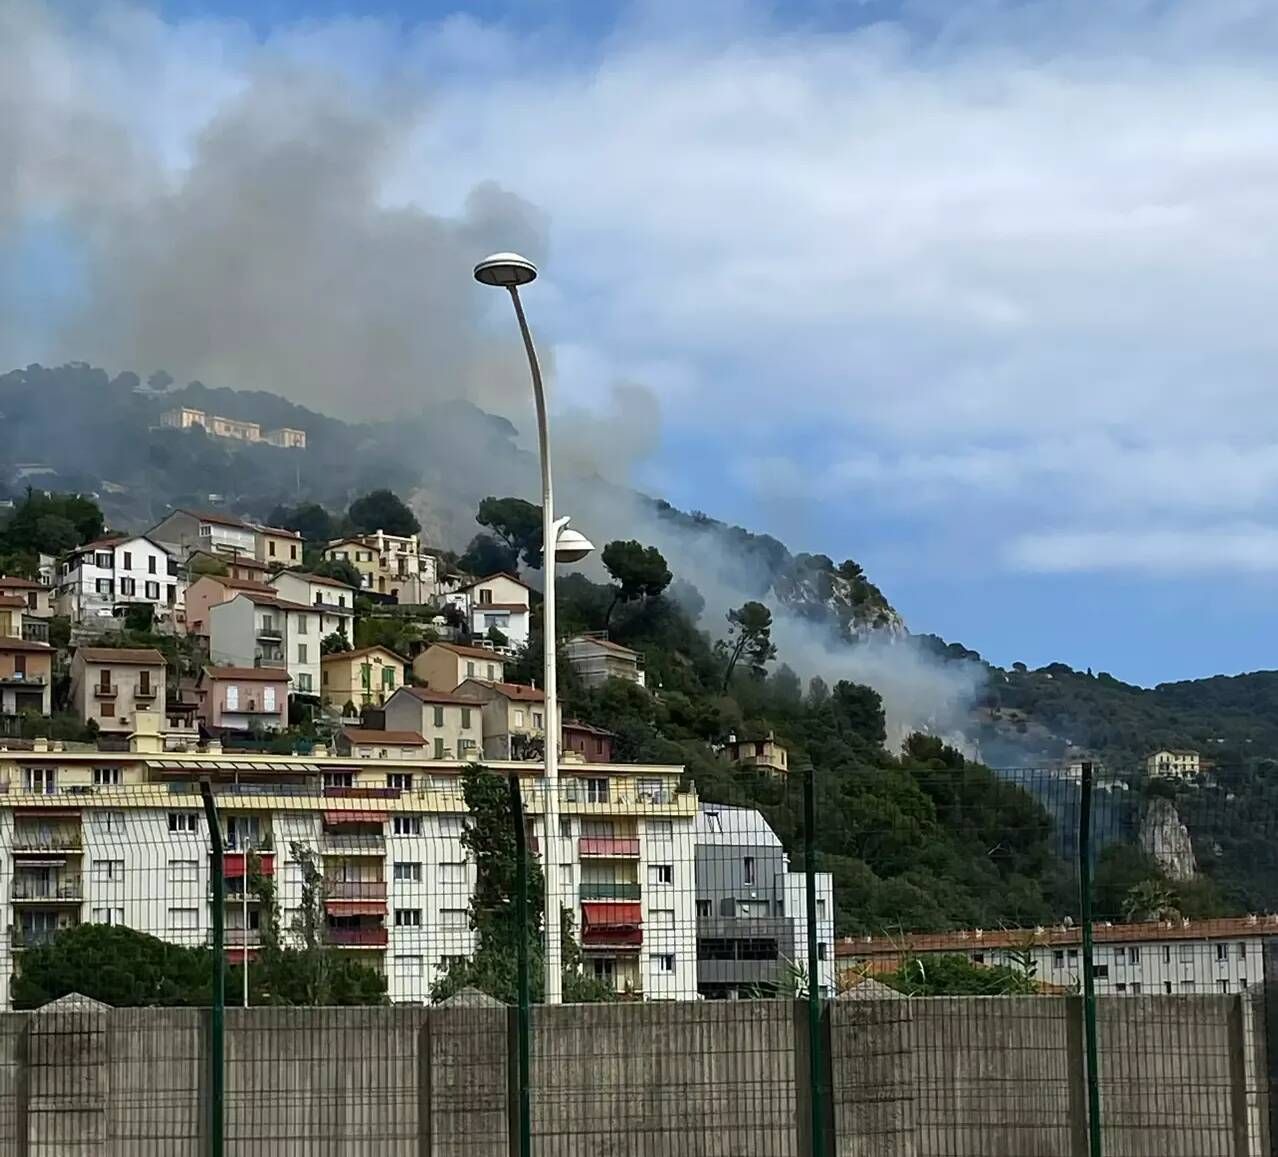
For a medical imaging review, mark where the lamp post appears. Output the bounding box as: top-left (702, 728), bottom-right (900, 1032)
top-left (474, 253), bottom-right (595, 1005)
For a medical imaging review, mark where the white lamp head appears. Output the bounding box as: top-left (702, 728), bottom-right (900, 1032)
top-left (554, 526), bottom-right (595, 565)
top-left (473, 252), bottom-right (538, 288)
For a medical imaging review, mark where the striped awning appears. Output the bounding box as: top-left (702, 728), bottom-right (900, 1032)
top-left (322, 810), bottom-right (388, 825)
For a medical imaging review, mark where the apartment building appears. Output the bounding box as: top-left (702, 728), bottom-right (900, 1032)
top-left (694, 806), bottom-right (834, 998)
top-left (0, 639), bottom-right (54, 715)
top-left (1146, 749), bottom-right (1202, 778)
top-left (835, 916), bottom-right (1278, 996)
top-left (0, 729), bottom-right (697, 1006)
top-left (563, 634), bottom-right (645, 689)
top-left (69, 647), bottom-right (166, 737)
top-left (445, 573), bottom-right (532, 647)
top-left (563, 720), bottom-right (615, 763)
top-left (382, 687), bottom-right (483, 760)
top-left (56, 535), bottom-right (180, 624)
top-left (184, 574), bottom-right (275, 638)
top-left (454, 680), bottom-right (547, 759)
top-left (150, 510), bottom-right (257, 561)
top-left (269, 571), bottom-right (355, 641)
top-left (324, 532), bottom-right (438, 604)
top-left (412, 642), bottom-right (506, 692)
top-left (321, 646), bottom-right (406, 711)
top-left (208, 592), bottom-right (321, 697)
top-left (159, 407), bottom-right (306, 449)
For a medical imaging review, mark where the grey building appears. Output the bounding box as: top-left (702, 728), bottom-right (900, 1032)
top-left (694, 805), bottom-right (835, 999)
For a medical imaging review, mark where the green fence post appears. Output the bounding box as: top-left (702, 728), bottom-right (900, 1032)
top-left (1078, 761), bottom-right (1103, 1157)
top-left (508, 773), bottom-right (532, 1157)
top-left (200, 779), bottom-right (225, 1157)
top-left (804, 758), bottom-right (827, 1157)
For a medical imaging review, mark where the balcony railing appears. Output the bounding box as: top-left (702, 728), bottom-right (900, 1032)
top-left (12, 877), bottom-right (83, 902)
top-left (21, 622), bottom-right (49, 644)
top-left (94, 683), bottom-right (118, 698)
top-left (13, 830), bottom-right (81, 852)
top-left (322, 833), bottom-right (386, 856)
top-left (253, 654), bottom-right (287, 669)
top-left (255, 625), bottom-right (283, 642)
top-left (328, 926), bottom-right (388, 947)
top-left (580, 882), bottom-right (641, 901)
top-left (578, 837), bottom-right (640, 859)
top-left (325, 880), bottom-right (387, 901)
top-left (210, 928), bottom-right (262, 947)
top-left (0, 671), bottom-right (46, 686)
top-left (11, 925), bottom-right (77, 948)
top-left (135, 684), bottom-right (158, 700)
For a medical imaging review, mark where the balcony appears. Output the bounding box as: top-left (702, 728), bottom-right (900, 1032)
top-left (11, 924), bottom-right (77, 948)
top-left (210, 928), bottom-right (262, 948)
top-left (0, 671), bottom-right (45, 686)
top-left (13, 829), bottom-right (81, 853)
top-left (326, 880), bottom-right (387, 901)
top-left (253, 653), bottom-right (287, 669)
top-left (322, 832), bottom-right (386, 857)
top-left (580, 882), bottom-right (641, 901)
top-left (135, 684), bottom-right (158, 700)
top-left (578, 837), bottom-right (640, 859)
top-left (12, 877), bottom-right (83, 902)
top-left (328, 926), bottom-right (388, 948)
top-left (581, 901), bottom-right (643, 950)
top-left (222, 850), bottom-right (275, 877)
top-left (255, 624), bottom-right (283, 643)
top-left (93, 683), bottom-right (118, 699)
top-left (21, 622), bottom-right (48, 644)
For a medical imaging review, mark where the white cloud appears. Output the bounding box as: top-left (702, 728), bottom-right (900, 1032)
top-left (1006, 525), bottom-right (1278, 573)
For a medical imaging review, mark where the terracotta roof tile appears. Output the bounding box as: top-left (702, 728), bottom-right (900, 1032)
top-left (77, 647), bottom-right (166, 665)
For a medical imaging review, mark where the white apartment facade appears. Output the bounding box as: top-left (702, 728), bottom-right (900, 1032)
top-left (837, 916), bottom-right (1277, 996)
top-left (208, 591), bottom-right (321, 696)
top-left (56, 535), bottom-right (181, 624)
top-left (446, 573), bottom-right (532, 648)
top-left (269, 571), bottom-right (356, 642)
top-left (0, 736), bottom-right (697, 1007)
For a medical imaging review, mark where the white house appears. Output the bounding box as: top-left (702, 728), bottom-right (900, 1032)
top-left (56, 535), bottom-right (181, 625)
top-left (149, 509), bottom-right (258, 561)
top-left (269, 571), bottom-right (357, 643)
top-left (208, 591), bottom-right (321, 697)
top-left (446, 572), bottom-right (532, 648)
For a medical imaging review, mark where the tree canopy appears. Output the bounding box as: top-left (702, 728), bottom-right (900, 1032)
top-left (476, 496), bottom-right (542, 571)
top-left (601, 539), bottom-right (672, 625)
top-left (348, 489), bottom-right (419, 538)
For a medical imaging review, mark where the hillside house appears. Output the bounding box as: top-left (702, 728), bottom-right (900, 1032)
top-left (69, 646), bottom-right (166, 737)
top-left (447, 572), bottom-right (532, 647)
top-left (251, 525), bottom-right (302, 567)
top-left (208, 592), bottom-right (321, 697)
top-left (323, 531), bottom-right (438, 603)
top-left (195, 665), bottom-right (289, 733)
top-left (563, 634), bottom-right (645, 688)
top-left (725, 733), bottom-right (789, 778)
top-left (412, 641), bottom-right (506, 692)
top-left (320, 646), bottom-right (406, 711)
top-left (1146, 749), bottom-right (1202, 778)
top-left (381, 686), bottom-right (483, 760)
top-left (56, 535), bottom-right (180, 625)
top-left (183, 574), bottom-right (277, 638)
top-left (269, 571), bottom-right (356, 642)
top-left (454, 679), bottom-right (547, 760)
top-left (335, 728), bottom-right (430, 760)
top-left (0, 638), bottom-right (53, 715)
top-left (0, 577), bottom-right (54, 619)
top-left (150, 509), bottom-right (257, 561)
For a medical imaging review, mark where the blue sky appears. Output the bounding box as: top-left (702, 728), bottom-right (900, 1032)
top-left (9, 0), bottom-right (1278, 685)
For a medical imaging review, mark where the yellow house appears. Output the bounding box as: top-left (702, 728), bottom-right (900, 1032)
top-left (0, 596), bottom-right (25, 640)
top-left (1145, 749), bottom-right (1202, 778)
top-left (412, 641), bottom-right (506, 692)
top-left (252, 525), bottom-right (303, 567)
top-left (320, 645), bottom-right (406, 710)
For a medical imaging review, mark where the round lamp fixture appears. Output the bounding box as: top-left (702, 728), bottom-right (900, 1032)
top-left (554, 526), bottom-right (595, 565)
top-left (473, 252), bottom-right (538, 288)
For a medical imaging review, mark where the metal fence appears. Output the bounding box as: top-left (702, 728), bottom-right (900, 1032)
top-left (0, 762), bottom-right (1271, 1154)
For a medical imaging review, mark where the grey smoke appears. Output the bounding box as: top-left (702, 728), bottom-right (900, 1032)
top-left (0, 1), bottom-right (982, 739)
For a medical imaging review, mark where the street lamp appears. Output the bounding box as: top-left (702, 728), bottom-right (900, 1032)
top-left (474, 252), bottom-right (594, 1005)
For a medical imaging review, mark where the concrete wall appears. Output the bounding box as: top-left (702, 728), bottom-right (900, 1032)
top-left (0, 995), bottom-right (1263, 1154)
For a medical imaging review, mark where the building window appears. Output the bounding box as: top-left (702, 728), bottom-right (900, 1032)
top-left (298, 643), bottom-right (309, 663)
top-left (168, 908), bottom-right (198, 931)
top-left (460, 707), bottom-right (471, 729)
top-left (168, 859), bottom-right (198, 883)
top-left (432, 737), bottom-right (445, 759)
top-left (514, 709), bottom-right (525, 727)
top-left (1240, 978), bottom-right (1249, 989)
top-left (1182, 980), bottom-right (1196, 991)
top-left (290, 545), bottom-right (297, 561)
top-left (586, 778), bottom-right (609, 804)
top-left (1128, 946), bottom-right (1140, 964)
top-left (393, 862), bottom-right (422, 883)
top-left (818, 943), bottom-right (828, 961)
top-left (1179, 945), bottom-right (1195, 963)
top-left (22, 767), bottom-right (56, 793)
top-left (92, 907), bottom-right (125, 925)
top-left (99, 700), bottom-right (114, 718)
top-left (393, 816), bottom-right (422, 836)
top-left (1216, 943), bottom-right (1229, 962)
top-left (95, 552), bottom-right (112, 568)
top-left (431, 705), bottom-right (445, 728)
top-left (91, 810), bottom-right (126, 833)
top-left (394, 955), bottom-right (423, 983)
top-left (532, 711), bottom-right (543, 728)
top-left (324, 772), bottom-right (353, 789)
top-left (226, 684), bottom-right (239, 711)
top-left (1094, 964), bottom-right (1109, 979)
top-left (439, 862), bottom-right (467, 886)
top-left (697, 900), bottom-right (712, 918)
top-left (1164, 981), bottom-right (1173, 994)
top-left (168, 812), bottom-right (199, 834)
top-left (1218, 980), bottom-right (1230, 992)
top-left (297, 673), bottom-right (312, 692)
top-left (149, 556), bottom-right (157, 574)
top-left (120, 577), bottom-right (136, 596)
top-left (743, 856), bottom-right (756, 885)
top-left (95, 578), bottom-right (112, 595)
top-left (648, 864), bottom-right (673, 886)
top-left (139, 671), bottom-right (151, 696)
top-left (387, 773), bottom-right (413, 791)
top-left (486, 663), bottom-right (496, 679)
top-left (268, 541), bottom-right (276, 557)
top-left (1131, 982), bottom-right (1142, 994)
top-left (466, 661), bottom-right (476, 678)
top-left (394, 909), bottom-right (422, 927)
top-left (93, 767), bottom-right (121, 786)
top-left (478, 589), bottom-right (492, 605)
top-left (651, 954), bottom-right (675, 975)
top-left (297, 616), bottom-right (309, 635)
top-left (1116, 983), bottom-right (1127, 993)
top-left (145, 581), bottom-right (159, 600)
top-left (93, 859), bottom-right (125, 882)
top-left (1238, 942), bottom-right (1248, 959)
top-left (440, 908), bottom-right (469, 930)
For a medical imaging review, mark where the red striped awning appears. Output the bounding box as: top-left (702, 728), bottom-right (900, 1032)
top-left (581, 901), bottom-right (642, 928)
top-left (322, 810), bottom-right (388, 825)
top-left (324, 900), bottom-right (387, 916)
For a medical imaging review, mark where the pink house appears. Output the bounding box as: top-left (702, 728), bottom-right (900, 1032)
top-left (196, 665), bottom-right (290, 733)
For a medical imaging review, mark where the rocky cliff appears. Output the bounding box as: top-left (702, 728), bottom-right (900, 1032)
top-left (1139, 796), bottom-right (1197, 882)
